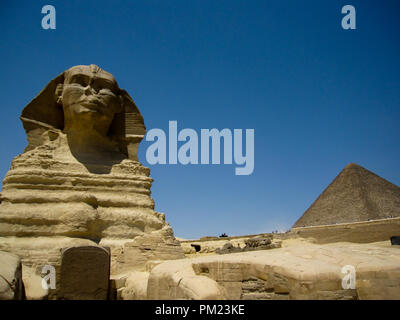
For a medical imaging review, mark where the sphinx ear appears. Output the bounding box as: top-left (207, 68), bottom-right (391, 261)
top-left (20, 72), bottom-right (65, 151)
top-left (55, 83), bottom-right (63, 105)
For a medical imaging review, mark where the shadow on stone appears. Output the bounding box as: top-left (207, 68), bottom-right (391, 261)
top-left (390, 236), bottom-right (400, 245)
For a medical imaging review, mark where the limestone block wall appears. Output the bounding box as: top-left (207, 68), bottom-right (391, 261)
top-left (134, 242), bottom-right (400, 300)
top-left (288, 217), bottom-right (400, 244)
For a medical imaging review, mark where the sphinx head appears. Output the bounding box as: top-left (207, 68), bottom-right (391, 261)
top-left (20, 65), bottom-right (146, 160)
top-left (57, 65), bottom-right (122, 137)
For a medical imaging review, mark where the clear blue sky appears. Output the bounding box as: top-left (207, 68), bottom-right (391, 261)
top-left (0, 1), bottom-right (399, 238)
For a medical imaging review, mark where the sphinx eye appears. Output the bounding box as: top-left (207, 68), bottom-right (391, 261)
top-left (94, 79), bottom-right (115, 92)
top-left (71, 76), bottom-right (87, 87)
top-left (98, 88), bottom-right (115, 95)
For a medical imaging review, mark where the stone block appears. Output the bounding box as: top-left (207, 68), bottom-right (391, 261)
top-left (59, 246), bottom-right (110, 300)
top-left (0, 251), bottom-right (24, 300)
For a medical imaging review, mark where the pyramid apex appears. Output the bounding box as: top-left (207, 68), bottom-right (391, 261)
top-left (344, 163), bottom-right (362, 169)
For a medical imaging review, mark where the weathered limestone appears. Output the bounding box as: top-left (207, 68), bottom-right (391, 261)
top-left (22, 266), bottom-right (48, 300)
top-left (0, 251), bottom-right (24, 300)
top-left (216, 237), bottom-right (282, 254)
top-left (0, 65), bottom-right (184, 284)
top-left (215, 242), bottom-right (243, 254)
top-left (180, 234), bottom-right (282, 256)
top-left (120, 241), bottom-right (400, 300)
top-left (59, 246), bottom-right (110, 300)
top-left (107, 225), bottom-right (186, 274)
top-left (120, 271), bottom-right (150, 300)
top-left (289, 217), bottom-right (400, 244)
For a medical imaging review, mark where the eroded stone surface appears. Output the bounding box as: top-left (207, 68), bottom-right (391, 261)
top-left (0, 65), bottom-right (184, 281)
top-left (289, 217), bottom-right (400, 244)
top-left (0, 251), bottom-right (24, 300)
top-left (120, 271), bottom-right (150, 300)
top-left (23, 266), bottom-right (49, 300)
top-left (180, 233), bottom-right (281, 256)
top-left (59, 246), bottom-right (110, 300)
top-left (123, 241), bottom-right (400, 300)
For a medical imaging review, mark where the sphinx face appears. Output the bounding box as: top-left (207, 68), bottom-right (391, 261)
top-left (61, 65), bottom-right (122, 137)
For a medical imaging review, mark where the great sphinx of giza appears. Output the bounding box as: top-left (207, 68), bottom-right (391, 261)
top-left (0, 65), bottom-right (184, 275)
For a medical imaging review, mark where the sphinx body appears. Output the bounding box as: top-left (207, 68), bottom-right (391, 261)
top-left (0, 65), bottom-right (184, 277)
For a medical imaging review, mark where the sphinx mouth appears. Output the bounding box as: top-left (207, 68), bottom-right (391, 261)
top-left (80, 98), bottom-right (104, 110)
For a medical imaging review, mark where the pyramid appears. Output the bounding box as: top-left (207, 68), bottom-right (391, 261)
top-left (293, 163), bottom-right (400, 228)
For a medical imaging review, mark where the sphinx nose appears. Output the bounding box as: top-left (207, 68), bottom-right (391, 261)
top-left (84, 86), bottom-right (94, 95)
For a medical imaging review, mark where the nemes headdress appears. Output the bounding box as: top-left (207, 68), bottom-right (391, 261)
top-left (20, 65), bottom-right (146, 161)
